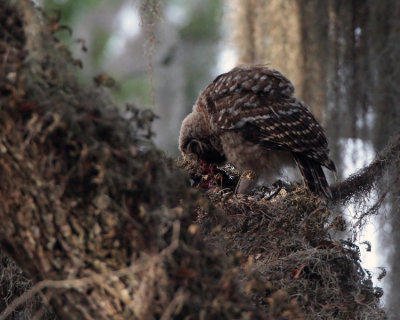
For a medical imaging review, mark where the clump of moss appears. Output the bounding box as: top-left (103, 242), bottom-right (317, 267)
top-left (180, 158), bottom-right (385, 319)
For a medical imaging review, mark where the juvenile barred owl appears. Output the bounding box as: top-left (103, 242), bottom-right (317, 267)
top-left (179, 65), bottom-right (336, 198)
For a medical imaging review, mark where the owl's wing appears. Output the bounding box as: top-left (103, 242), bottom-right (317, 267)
top-left (196, 66), bottom-right (335, 171)
top-left (208, 92), bottom-right (335, 171)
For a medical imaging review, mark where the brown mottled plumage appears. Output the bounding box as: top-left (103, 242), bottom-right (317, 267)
top-left (179, 65), bottom-right (336, 198)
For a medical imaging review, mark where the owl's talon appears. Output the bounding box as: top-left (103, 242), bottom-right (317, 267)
top-left (264, 186), bottom-right (284, 200)
top-left (272, 179), bottom-right (292, 190)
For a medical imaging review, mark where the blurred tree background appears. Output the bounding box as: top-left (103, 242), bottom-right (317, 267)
top-left (37, 0), bottom-right (400, 317)
top-left (39, 0), bottom-right (224, 155)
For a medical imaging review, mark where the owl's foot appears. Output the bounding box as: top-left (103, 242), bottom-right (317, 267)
top-left (235, 170), bottom-right (257, 194)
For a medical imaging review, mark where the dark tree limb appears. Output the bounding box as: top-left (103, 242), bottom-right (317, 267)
top-left (331, 133), bottom-right (400, 204)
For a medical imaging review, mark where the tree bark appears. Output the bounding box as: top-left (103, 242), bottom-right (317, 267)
top-left (0, 1), bottom-right (265, 319)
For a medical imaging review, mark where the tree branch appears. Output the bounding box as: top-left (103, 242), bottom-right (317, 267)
top-left (331, 133), bottom-right (400, 203)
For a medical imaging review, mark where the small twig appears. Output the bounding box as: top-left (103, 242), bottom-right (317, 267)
top-left (160, 220), bottom-right (180, 257)
top-left (160, 287), bottom-right (185, 320)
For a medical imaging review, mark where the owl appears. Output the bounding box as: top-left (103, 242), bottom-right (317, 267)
top-left (179, 65), bottom-right (336, 198)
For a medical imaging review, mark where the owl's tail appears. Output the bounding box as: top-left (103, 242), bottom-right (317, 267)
top-left (293, 154), bottom-right (332, 199)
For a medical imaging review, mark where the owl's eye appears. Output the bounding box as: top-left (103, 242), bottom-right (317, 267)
top-left (185, 139), bottom-right (204, 160)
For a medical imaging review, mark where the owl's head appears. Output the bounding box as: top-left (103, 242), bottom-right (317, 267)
top-left (179, 111), bottom-right (226, 164)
